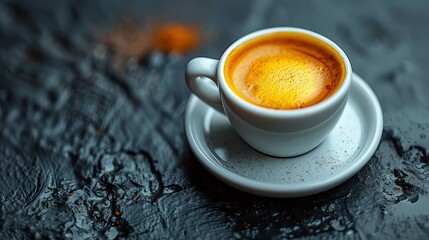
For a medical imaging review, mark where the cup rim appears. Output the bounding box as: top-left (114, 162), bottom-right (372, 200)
top-left (217, 27), bottom-right (352, 119)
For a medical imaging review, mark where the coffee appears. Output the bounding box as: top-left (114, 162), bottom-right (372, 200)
top-left (224, 32), bottom-right (346, 109)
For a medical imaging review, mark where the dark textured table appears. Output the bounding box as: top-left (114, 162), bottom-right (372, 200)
top-left (1, 0), bottom-right (428, 239)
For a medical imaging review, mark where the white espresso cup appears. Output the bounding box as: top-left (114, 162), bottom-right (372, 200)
top-left (185, 27), bottom-right (352, 157)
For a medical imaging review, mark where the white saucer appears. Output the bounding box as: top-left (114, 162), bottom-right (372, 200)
top-left (185, 73), bottom-right (383, 197)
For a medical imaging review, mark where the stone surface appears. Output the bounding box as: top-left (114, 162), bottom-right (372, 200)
top-left (0, 0), bottom-right (428, 239)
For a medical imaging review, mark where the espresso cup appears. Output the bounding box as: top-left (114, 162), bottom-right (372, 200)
top-left (185, 27), bottom-right (352, 157)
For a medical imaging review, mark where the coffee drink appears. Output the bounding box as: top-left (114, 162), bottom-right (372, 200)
top-left (186, 27), bottom-right (352, 156)
top-left (224, 32), bottom-right (346, 109)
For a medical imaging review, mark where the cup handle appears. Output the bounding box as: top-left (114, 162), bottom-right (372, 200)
top-left (185, 57), bottom-right (225, 114)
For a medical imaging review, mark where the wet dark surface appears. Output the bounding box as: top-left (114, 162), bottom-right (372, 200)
top-left (1, 0), bottom-right (429, 239)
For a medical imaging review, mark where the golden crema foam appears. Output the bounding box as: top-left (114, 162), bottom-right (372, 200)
top-left (224, 32), bottom-right (346, 110)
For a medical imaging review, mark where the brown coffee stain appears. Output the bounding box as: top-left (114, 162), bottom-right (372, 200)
top-left (102, 21), bottom-right (150, 62)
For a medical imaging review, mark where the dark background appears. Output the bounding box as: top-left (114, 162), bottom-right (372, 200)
top-left (1, 0), bottom-right (428, 239)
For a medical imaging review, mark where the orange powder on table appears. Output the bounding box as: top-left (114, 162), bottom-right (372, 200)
top-left (152, 24), bottom-right (200, 54)
top-left (100, 22), bottom-right (200, 66)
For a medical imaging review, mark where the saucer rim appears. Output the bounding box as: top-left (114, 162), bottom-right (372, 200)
top-left (185, 73), bottom-right (383, 197)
